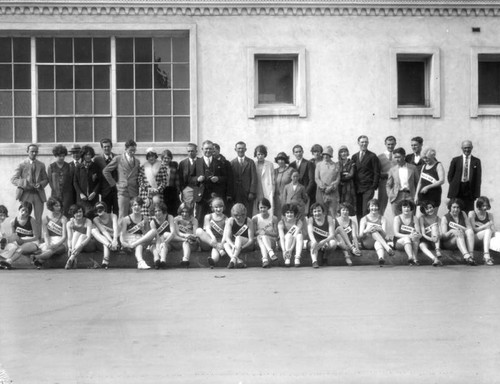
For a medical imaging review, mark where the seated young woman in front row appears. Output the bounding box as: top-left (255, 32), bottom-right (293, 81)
top-left (307, 203), bottom-right (337, 268)
top-left (149, 202), bottom-right (175, 269)
top-left (223, 203), bottom-right (254, 269)
top-left (334, 202), bottom-right (362, 266)
top-left (278, 203), bottom-right (304, 267)
top-left (468, 196), bottom-right (495, 266)
top-left (171, 203), bottom-right (199, 268)
top-left (65, 203), bottom-right (95, 269)
top-left (252, 198), bottom-right (279, 268)
top-left (393, 199), bottom-right (422, 266)
top-left (417, 200), bottom-right (443, 266)
top-left (196, 197), bottom-right (227, 268)
top-left (92, 201), bottom-right (120, 269)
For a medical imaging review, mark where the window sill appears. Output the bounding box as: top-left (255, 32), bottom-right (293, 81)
top-left (391, 106), bottom-right (439, 118)
top-left (472, 106), bottom-right (500, 117)
top-left (250, 104), bottom-right (305, 118)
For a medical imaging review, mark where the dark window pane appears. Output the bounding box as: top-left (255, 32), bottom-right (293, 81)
top-left (135, 38), bottom-right (152, 62)
top-left (37, 117), bottom-right (55, 142)
top-left (0, 91), bottom-right (12, 116)
top-left (116, 64), bottom-right (133, 89)
top-left (56, 91), bottom-right (74, 114)
top-left (14, 118), bottom-right (31, 143)
top-left (75, 66), bottom-right (92, 89)
top-left (14, 64), bottom-right (31, 89)
top-left (397, 60), bottom-right (426, 106)
top-left (55, 38), bottom-right (73, 63)
top-left (36, 38), bottom-right (54, 63)
top-left (94, 117), bottom-right (111, 141)
top-left (38, 66), bottom-right (54, 90)
top-left (258, 60), bottom-right (294, 104)
top-left (94, 91), bottom-right (110, 114)
top-left (0, 118), bottom-right (13, 142)
top-left (136, 90), bottom-right (152, 115)
top-left (56, 66), bottom-right (73, 89)
top-left (75, 117), bottom-right (93, 142)
top-left (93, 38), bottom-right (110, 63)
top-left (135, 64), bottom-right (152, 89)
top-left (0, 65), bottom-right (12, 89)
top-left (172, 64), bottom-right (189, 89)
top-left (172, 117), bottom-right (190, 142)
top-left (56, 117), bottom-right (74, 142)
top-left (154, 63), bottom-right (170, 89)
top-left (172, 36), bottom-right (189, 62)
top-left (136, 117), bottom-right (153, 141)
top-left (13, 38), bottom-right (30, 63)
top-left (117, 91), bottom-right (134, 115)
top-left (14, 91), bottom-right (31, 116)
top-left (38, 91), bottom-right (54, 115)
top-left (116, 38), bottom-right (133, 62)
top-left (154, 117), bottom-right (171, 142)
top-left (154, 38), bottom-right (171, 63)
top-left (479, 61), bottom-right (500, 105)
top-left (0, 38), bottom-right (11, 62)
top-left (74, 38), bottom-right (92, 63)
top-left (94, 66), bottom-right (110, 89)
top-left (173, 90), bottom-right (189, 115)
top-left (117, 117), bottom-right (134, 142)
top-left (75, 91), bottom-right (92, 114)
top-left (154, 90), bottom-right (171, 115)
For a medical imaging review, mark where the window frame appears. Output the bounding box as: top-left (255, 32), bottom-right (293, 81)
top-left (471, 47), bottom-right (500, 117)
top-left (247, 47), bottom-right (306, 118)
top-left (390, 47), bottom-right (440, 118)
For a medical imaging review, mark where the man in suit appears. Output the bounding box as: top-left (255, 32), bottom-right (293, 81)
top-left (231, 141), bottom-right (257, 216)
top-left (103, 139), bottom-right (140, 219)
top-left (11, 144), bottom-right (49, 224)
top-left (447, 140), bottom-right (482, 213)
top-left (191, 140), bottom-right (227, 222)
top-left (352, 135), bottom-right (381, 222)
top-left (93, 138), bottom-right (118, 214)
top-left (214, 143), bottom-right (233, 215)
top-left (178, 143), bottom-right (198, 205)
top-left (377, 136), bottom-right (397, 215)
top-left (290, 144), bottom-right (315, 214)
top-left (68, 144), bottom-right (82, 208)
top-left (386, 147), bottom-right (419, 215)
top-left (405, 136), bottom-right (425, 175)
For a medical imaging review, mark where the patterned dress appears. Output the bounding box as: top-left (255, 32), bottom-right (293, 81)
top-left (138, 160), bottom-right (168, 218)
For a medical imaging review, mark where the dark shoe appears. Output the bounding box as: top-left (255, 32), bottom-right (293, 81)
top-left (0, 260), bottom-right (12, 270)
top-left (387, 248), bottom-right (395, 257)
top-left (208, 257), bottom-right (215, 268)
top-left (180, 260), bottom-right (190, 268)
top-left (0, 238), bottom-right (6, 250)
top-left (33, 259), bottom-right (43, 269)
top-left (227, 261), bottom-right (235, 269)
top-left (101, 262), bottom-right (109, 270)
top-left (154, 259), bottom-right (161, 270)
top-left (159, 261), bottom-right (167, 269)
top-left (236, 262), bottom-right (247, 269)
top-left (408, 258), bottom-right (420, 266)
top-left (466, 257), bottom-right (477, 266)
top-left (378, 258), bottom-right (385, 267)
top-left (312, 261), bottom-right (319, 269)
top-left (432, 259), bottom-right (443, 267)
top-left (262, 260), bottom-right (270, 268)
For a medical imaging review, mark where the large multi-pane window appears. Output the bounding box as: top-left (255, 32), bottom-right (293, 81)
top-left (0, 33), bottom-right (191, 144)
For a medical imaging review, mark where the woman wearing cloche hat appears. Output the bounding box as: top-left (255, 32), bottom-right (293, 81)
top-left (138, 147), bottom-right (168, 218)
top-left (315, 145), bottom-right (341, 218)
top-left (274, 152), bottom-right (294, 220)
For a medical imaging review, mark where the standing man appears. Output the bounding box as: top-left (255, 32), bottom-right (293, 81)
top-left (290, 144), bottom-right (315, 214)
top-left (447, 140), bottom-right (482, 213)
top-left (103, 139), bottom-right (140, 219)
top-left (178, 143), bottom-right (198, 204)
top-left (352, 135), bottom-right (381, 222)
top-left (11, 144), bottom-right (49, 224)
top-left (377, 136), bottom-right (397, 215)
top-left (405, 136), bottom-right (425, 174)
top-left (386, 148), bottom-right (419, 215)
top-left (231, 141), bottom-right (257, 216)
top-left (68, 144), bottom-right (82, 208)
top-left (214, 143), bottom-right (233, 214)
top-left (191, 140), bottom-right (227, 222)
top-left (94, 138), bottom-right (118, 214)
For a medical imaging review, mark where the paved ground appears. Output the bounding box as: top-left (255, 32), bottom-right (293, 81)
top-left (1, 266), bottom-right (499, 384)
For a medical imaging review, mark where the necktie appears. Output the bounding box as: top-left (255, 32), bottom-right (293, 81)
top-left (359, 152), bottom-right (364, 162)
top-left (31, 162), bottom-right (36, 184)
top-left (464, 156), bottom-right (469, 182)
top-left (106, 156), bottom-right (111, 164)
top-left (389, 152), bottom-right (392, 161)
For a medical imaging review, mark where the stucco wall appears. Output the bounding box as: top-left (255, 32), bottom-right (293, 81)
top-left (0, 11), bottom-right (498, 218)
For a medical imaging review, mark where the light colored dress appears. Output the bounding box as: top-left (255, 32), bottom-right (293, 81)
top-left (315, 160), bottom-right (340, 217)
top-left (254, 159), bottom-right (276, 216)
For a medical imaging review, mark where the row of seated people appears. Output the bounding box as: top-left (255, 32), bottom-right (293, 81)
top-left (0, 194), bottom-right (495, 270)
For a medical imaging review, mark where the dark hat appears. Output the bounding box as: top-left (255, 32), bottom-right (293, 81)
top-left (69, 145), bottom-right (81, 154)
top-left (274, 152), bottom-right (290, 164)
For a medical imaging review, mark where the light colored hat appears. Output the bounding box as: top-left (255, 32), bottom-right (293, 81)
top-left (338, 145), bottom-right (349, 157)
top-left (146, 147), bottom-right (158, 157)
top-left (69, 145), bottom-right (81, 154)
top-left (322, 146), bottom-right (334, 157)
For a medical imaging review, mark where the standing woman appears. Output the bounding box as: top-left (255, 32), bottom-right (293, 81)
top-left (73, 145), bottom-right (101, 217)
top-left (415, 147), bottom-right (445, 209)
top-left (307, 203), bottom-right (337, 268)
top-left (315, 146), bottom-right (341, 219)
top-left (393, 200), bottom-right (422, 265)
top-left (138, 148), bottom-right (168, 219)
top-left (47, 145), bottom-right (74, 216)
top-left (65, 203), bottom-right (94, 269)
top-left (161, 149), bottom-right (180, 218)
top-left (441, 198), bottom-right (476, 266)
top-left (253, 145), bottom-right (275, 217)
top-left (468, 196), bottom-right (495, 266)
top-left (338, 145), bottom-right (356, 210)
top-left (274, 152), bottom-right (294, 220)
top-left (92, 201), bottom-right (120, 269)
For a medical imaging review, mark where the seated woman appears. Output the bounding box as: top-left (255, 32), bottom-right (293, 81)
top-left (252, 198), bottom-right (279, 268)
top-left (92, 201), bottom-right (120, 269)
top-left (441, 198), bottom-right (476, 266)
top-left (171, 203), bottom-right (199, 268)
top-left (307, 203), bottom-right (337, 268)
top-left (468, 196), bottom-right (495, 266)
top-left (0, 202), bottom-right (41, 269)
top-left (393, 199), bottom-right (422, 266)
top-left (278, 203), bottom-right (304, 267)
top-left (150, 202), bottom-right (175, 269)
top-left (0, 205), bottom-right (16, 260)
top-left (120, 197), bottom-right (153, 270)
top-left (66, 203), bottom-right (95, 269)
top-left (33, 197), bottom-right (68, 268)
top-left (359, 199), bottom-right (394, 267)
top-left (417, 200), bottom-right (443, 266)
top-left (223, 203), bottom-right (255, 269)
top-left (196, 197), bottom-right (227, 268)
top-left (334, 202), bottom-right (362, 266)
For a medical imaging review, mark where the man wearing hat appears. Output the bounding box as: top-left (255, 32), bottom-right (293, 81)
top-left (314, 145), bottom-right (341, 218)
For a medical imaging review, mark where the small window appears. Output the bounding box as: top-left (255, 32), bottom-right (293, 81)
top-left (390, 48), bottom-right (440, 118)
top-left (248, 48), bottom-right (306, 118)
top-left (471, 49), bottom-right (500, 117)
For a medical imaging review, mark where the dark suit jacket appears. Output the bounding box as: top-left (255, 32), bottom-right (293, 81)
top-left (11, 159), bottom-right (49, 202)
top-left (94, 153), bottom-right (117, 198)
top-left (190, 157), bottom-right (227, 201)
top-left (290, 158), bottom-right (315, 198)
top-left (73, 161), bottom-right (101, 199)
top-left (230, 156), bottom-right (257, 203)
top-left (178, 157), bottom-right (196, 192)
top-left (103, 154), bottom-right (140, 197)
top-left (405, 153), bottom-right (425, 174)
top-left (447, 155), bottom-right (482, 199)
top-left (351, 150), bottom-right (380, 193)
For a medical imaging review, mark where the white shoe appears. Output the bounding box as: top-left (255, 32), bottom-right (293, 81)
top-left (137, 260), bottom-right (151, 270)
top-left (294, 258), bottom-right (301, 267)
top-left (284, 258), bottom-right (291, 266)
